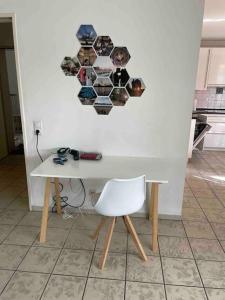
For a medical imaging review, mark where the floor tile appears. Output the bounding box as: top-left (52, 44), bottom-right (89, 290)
top-left (159, 236), bottom-right (193, 258)
top-left (197, 260), bottom-right (225, 288)
top-left (7, 197), bottom-right (29, 210)
top-left (3, 225), bottom-right (39, 246)
top-left (64, 229), bottom-right (96, 250)
top-left (166, 285), bottom-right (207, 300)
top-left (127, 234), bottom-right (159, 256)
top-left (193, 190), bottom-right (215, 198)
top-left (72, 215), bottom-right (101, 230)
top-left (96, 232), bottom-right (127, 253)
top-left (0, 224), bottom-right (14, 242)
top-left (48, 213), bottom-right (74, 229)
top-left (0, 210), bottom-right (26, 225)
top-left (203, 208), bottom-right (225, 223)
top-left (182, 208), bottom-right (207, 222)
top-left (54, 249), bottom-right (92, 276)
top-left (197, 197), bottom-right (223, 209)
top-left (34, 227), bottom-right (69, 248)
top-left (189, 238), bottom-right (225, 261)
top-left (130, 218), bottom-right (152, 234)
top-left (0, 270), bottom-right (14, 294)
top-left (206, 288), bottom-right (225, 300)
top-left (0, 271), bottom-right (49, 300)
top-left (158, 220), bottom-right (186, 237)
top-left (183, 221), bottom-right (216, 239)
top-left (211, 223), bottom-right (225, 240)
top-left (183, 197), bottom-right (200, 208)
top-left (0, 244), bottom-right (28, 270)
top-left (42, 274), bottom-right (86, 300)
top-left (126, 281), bottom-right (165, 300)
top-left (90, 252), bottom-right (126, 280)
top-left (19, 211), bottom-right (42, 226)
top-left (162, 257), bottom-right (202, 287)
top-left (18, 246), bottom-right (60, 273)
top-left (220, 240), bottom-right (225, 251)
top-left (126, 255), bottom-right (163, 283)
top-left (83, 278), bottom-right (124, 300)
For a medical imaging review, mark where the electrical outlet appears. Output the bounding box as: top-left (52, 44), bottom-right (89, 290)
top-left (33, 120), bottom-right (42, 135)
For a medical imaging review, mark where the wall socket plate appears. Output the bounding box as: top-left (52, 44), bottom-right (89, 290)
top-left (33, 120), bottom-right (42, 135)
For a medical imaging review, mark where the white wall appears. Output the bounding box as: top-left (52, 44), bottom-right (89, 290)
top-left (0, 0), bottom-right (203, 216)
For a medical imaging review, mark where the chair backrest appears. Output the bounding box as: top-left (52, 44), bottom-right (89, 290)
top-left (94, 175), bottom-right (146, 216)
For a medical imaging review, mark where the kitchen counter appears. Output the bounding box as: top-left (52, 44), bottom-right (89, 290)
top-left (193, 109), bottom-right (225, 115)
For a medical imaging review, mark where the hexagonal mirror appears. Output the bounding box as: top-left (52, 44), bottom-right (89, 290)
top-left (76, 25), bottom-right (97, 46)
top-left (77, 67), bottom-right (97, 86)
top-left (126, 78), bottom-right (146, 97)
top-left (110, 88), bottom-right (129, 106)
top-left (78, 87), bottom-right (97, 105)
top-left (110, 68), bottom-right (130, 87)
top-left (77, 47), bottom-right (97, 66)
top-left (61, 56), bottom-right (80, 76)
top-left (93, 36), bottom-right (114, 56)
top-left (93, 78), bottom-right (113, 96)
top-left (93, 56), bottom-right (114, 77)
top-left (110, 47), bottom-right (130, 67)
top-left (94, 97), bottom-right (113, 115)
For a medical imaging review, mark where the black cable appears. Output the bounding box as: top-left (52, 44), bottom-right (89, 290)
top-left (35, 130), bottom-right (43, 162)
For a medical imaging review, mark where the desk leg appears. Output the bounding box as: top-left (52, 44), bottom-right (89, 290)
top-left (40, 177), bottom-right (51, 243)
top-left (150, 183), bottom-right (159, 253)
top-left (54, 178), bottom-right (62, 215)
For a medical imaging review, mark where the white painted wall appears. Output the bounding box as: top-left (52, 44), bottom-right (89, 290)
top-left (0, 0), bottom-right (203, 216)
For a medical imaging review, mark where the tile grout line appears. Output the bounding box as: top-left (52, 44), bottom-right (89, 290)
top-left (157, 235), bottom-right (168, 300)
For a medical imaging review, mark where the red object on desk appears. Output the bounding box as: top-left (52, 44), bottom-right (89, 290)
top-left (79, 152), bottom-right (102, 160)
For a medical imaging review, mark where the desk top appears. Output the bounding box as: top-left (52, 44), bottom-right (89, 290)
top-left (30, 155), bottom-right (169, 183)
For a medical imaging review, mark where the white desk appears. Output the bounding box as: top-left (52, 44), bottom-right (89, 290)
top-left (31, 155), bottom-right (168, 252)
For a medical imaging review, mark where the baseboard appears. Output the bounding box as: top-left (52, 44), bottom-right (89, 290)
top-left (31, 206), bottom-right (181, 220)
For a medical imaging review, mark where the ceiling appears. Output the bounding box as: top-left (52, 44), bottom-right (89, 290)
top-left (202, 0), bottom-right (225, 39)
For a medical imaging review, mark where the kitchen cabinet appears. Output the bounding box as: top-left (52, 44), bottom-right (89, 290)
top-left (196, 48), bottom-right (210, 90)
top-left (207, 48), bottom-right (225, 86)
top-left (202, 114), bottom-right (225, 149)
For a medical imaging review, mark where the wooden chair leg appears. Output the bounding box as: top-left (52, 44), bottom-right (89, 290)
top-left (54, 178), bottom-right (62, 215)
top-left (151, 183), bottom-right (159, 253)
top-left (122, 216), bottom-right (130, 233)
top-left (99, 217), bottom-right (116, 270)
top-left (124, 216), bottom-right (147, 261)
top-left (40, 177), bottom-right (51, 243)
top-left (91, 217), bottom-right (106, 240)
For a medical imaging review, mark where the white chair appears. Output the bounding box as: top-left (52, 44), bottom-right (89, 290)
top-left (91, 175), bottom-right (148, 269)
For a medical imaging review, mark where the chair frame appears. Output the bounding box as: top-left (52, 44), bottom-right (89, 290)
top-left (92, 215), bottom-right (147, 270)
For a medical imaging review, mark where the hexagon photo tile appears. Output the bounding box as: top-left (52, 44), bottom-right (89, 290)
top-left (78, 87), bottom-right (97, 105)
top-left (93, 56), bottom-right (114, 77)
top-left (110, 68), bottom-right (130, 87)
top-left (110, 88), bottom-right (129, 106)
top-left (126, 78), bottom-right (146, 97)
top-left (93, 78), bottom-right (113, 96)
top-left (61, 56), bottom-right (80, 76)
top-left (77, 47), bottom-right (97, 66)
top-left (94, 97), bottom-right (113, 115)
top-left (61, 25), bottom-right (145, 115)
top-left (110, 47), bottom-right (130, 67)
top-left (78, 67), bottom-right (97, 86)
top-left (93, 36), bottom-right (114, 56)
top-left (76, 25), bottom-right (97, 46)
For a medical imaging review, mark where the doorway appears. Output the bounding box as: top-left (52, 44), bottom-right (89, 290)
top-left (0, 17), bottom-right (28, 211)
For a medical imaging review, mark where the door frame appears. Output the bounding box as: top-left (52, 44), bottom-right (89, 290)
top-left (0, 13), bottom-right (31, 210)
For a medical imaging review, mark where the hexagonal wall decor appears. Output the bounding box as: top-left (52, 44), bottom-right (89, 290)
top-left (61, 25), bottom-right (145, 115)
top-left (78, 67), bottom-right (97, 86)
top-left (78, 87), bottom-right (97, 105)
top-left (93, 36), bottom-right (114, 56)
top-left (77, 47), bottom-right (97, 66)
top-left (126, 78), bottom-right (146, 97)
top-left (110, 47), bottom-right (130, 67)
top-left (93, 56), bottom-right (114, 77)
top-left (110, 68), bottom-right (129, 87)
top-left (93, 78), bottom-right (113, 96)
top-left (110, 88), bottom-right (129, 106)
top-left (61, 56), bottom-right (80, 76)
top-left (94, 97), bottom-right (113, 115)
top-left (76, 25), bottom-right (97, 46)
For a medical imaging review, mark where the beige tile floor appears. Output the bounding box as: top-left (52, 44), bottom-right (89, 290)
top-left (1, 152), bottom-right (225, 299)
